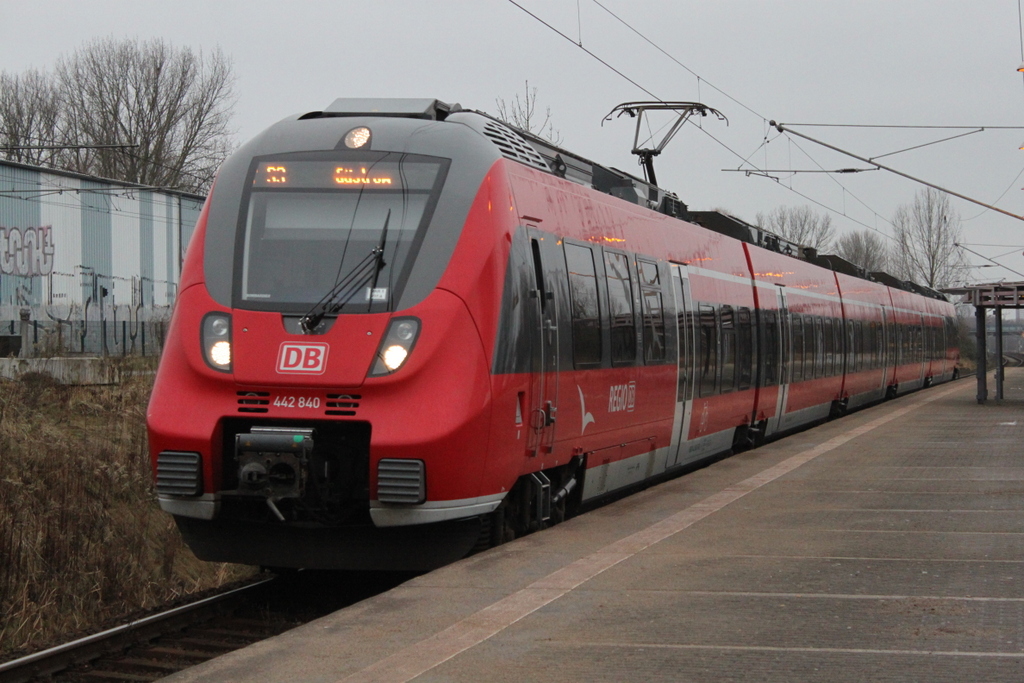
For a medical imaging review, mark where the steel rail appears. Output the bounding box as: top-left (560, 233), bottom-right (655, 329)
top-left (0, 577), bottom-right (275, 683)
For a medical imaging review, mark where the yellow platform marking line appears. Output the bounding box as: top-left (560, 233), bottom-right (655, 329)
top-left (341, 381), bottom-right (965, 683)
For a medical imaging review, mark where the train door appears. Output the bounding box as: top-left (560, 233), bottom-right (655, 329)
top-left (767, 286), bottom-right (789, 435)
top-left (668, 264), bottom-right (694, 467)
top-left (527, 229), bottom-right (560, 457)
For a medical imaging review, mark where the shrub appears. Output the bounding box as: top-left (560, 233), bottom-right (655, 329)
top-left (0, 360), bottom-right (254, 659)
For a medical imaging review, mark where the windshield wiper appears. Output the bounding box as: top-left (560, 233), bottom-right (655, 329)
top-left (299, 210), bottom-right (390, 334)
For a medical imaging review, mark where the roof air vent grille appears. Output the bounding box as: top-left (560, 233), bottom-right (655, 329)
top-left (481, 122), bottom-right (550, 172)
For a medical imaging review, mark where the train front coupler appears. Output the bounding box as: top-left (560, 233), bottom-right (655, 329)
top-left (234, 427), bottom-right (315, 521)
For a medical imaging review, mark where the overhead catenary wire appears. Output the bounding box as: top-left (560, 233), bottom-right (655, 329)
top-left (509, 1), bottom-right (1020, 277)
top-left (504, 0), bottom-right (899, 238)
top-left (956, 242), bottom-right (1024, 279)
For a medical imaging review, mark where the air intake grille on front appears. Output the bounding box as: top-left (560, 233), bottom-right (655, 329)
top-left (156, 451), bottom-right (203, 496)
top-left (481, 121), bottom-right (550, 172)
top-left (237, 391), bottom-right (269, 413)
top-left (377, 459), bottom-right (425, 504)
top-left (326, 393), bottom-right (360, 416)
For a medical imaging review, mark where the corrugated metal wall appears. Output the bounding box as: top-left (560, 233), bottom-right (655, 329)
top-left (0, 159), bottom-right (205, 355)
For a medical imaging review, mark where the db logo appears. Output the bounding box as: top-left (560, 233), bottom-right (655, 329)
top-left (277, 343), bottom-right (329, 375)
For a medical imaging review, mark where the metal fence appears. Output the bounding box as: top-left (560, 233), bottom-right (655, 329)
top-left (1, 303), bottom-right (171, 357)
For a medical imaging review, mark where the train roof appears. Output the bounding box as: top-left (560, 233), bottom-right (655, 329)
top-left (303, 97), bottom-right (948, 303)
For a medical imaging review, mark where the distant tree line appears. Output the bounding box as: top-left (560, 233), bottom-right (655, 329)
top-left (756, 188), bottom-right (970, 291)
top-left (0, 37), bottom-right (236, 193)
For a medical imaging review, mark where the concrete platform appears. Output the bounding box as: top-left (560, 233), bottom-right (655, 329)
top-left (166, 371), bottom-right (1024, 683)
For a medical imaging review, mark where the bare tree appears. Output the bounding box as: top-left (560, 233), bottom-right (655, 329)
top-left (56, 38), bottom-right (236, 192)
top-left (755, 205), bottom-right (835, 252)
top-left (889, 188), bottom-right (969, 289)
top-left (0, 69), bottom-right (62, 167)
top-left (495, 80), bottom-right (562, 144)
top-left (834, 229), bottom-right (890, 273)
top-left (0, 38), bottom-right (235, 193)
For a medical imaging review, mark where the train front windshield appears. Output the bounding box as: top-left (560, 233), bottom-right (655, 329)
top-left (238, 152), bottom-right (448, 313)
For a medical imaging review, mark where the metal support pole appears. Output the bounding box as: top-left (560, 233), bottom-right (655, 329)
top-left (976, 305), bottom-right (987, 404)
top-left (995, 307), bottom-right (1004, 400)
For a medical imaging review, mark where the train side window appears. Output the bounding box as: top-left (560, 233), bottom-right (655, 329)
top-left (698, 303), bottom-right (718, 397)
top-left (720, 305), bottom-right (736, 393)
top-left (822, 318), bottom-right (834, 376)
top-left (888, 320), bottom-right (898, 366)
top-left (565, 243), bottom-right (602, 367)
top-left (761, 309), bottom-right (779, 387)
top-left (856, 321), bottom-right (865, 371)
top-left (605, 251), bottom-right (636, 364)
top-left (638, 260), bottom-right (666, 363)
top-left (673, 270), bottom-right (691, 399)
top-left (813, 317), bottom-right (823, 378)
top-left (791, 314), bottom-right (804, 382)
top-left (833, 318), bottom-right (844, 376)
top-left (876, 321), bottom-right (884, 368)
top-left (737, 307), bottom-right (753, 390)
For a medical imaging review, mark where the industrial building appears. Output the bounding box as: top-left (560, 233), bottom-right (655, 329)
top-left (0, 158), bottom-right (202, 356)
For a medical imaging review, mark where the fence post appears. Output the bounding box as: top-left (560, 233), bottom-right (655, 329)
top-left (19, 308), bottom-right (31, 358)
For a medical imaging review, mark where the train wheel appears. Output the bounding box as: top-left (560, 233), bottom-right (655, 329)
top-left (731, 424), bottom-right (755, 452)
top-left (829, 398), bottom-right (849, 418)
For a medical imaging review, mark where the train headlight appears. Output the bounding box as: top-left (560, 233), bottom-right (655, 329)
top-left (344, 126), bottom-right (371, 149)
top-left (381, 345), bottom-right (408, 371)
top-left (369, 317), bottom-right (420, 377)
top-left (201, 313), bottom-right (232, 373)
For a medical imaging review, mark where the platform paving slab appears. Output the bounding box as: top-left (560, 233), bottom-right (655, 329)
top-left (163, 372), bottom-right (1024, 683)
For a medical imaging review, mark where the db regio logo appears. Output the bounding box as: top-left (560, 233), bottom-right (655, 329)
top-left (277, 343), bottom-right (329, 375)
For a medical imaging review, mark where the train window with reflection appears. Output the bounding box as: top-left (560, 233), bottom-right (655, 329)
top-left (673, 270), bottom-right (691, 399)
top-left (737, 307), bottom-right (753, 390)
top-left (813, 317), bottom-right (824, 378)
top-left (791, 314), bottom-right (804, 382)
top-left (720, 305), bottom-right (736, 392)
top-left (761, 309), bottom-right (779, 387)
top-left (834, 319), bottom-right (845, 375)
top-left (638, 260), bottom-right (666, 363)
top-left (565, 244), bottom-right (602, 367)
top-left (605, 251), bottom-right (636, 364)
top-left (869, 321), bottom-right (880, 368)
top-left (823, 318), bottom-right (834, 375)
top-left (698, 304), bottom-right (718, 397)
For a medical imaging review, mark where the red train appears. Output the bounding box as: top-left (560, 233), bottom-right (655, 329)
top-left (147, 98), bottom-right (960, 570)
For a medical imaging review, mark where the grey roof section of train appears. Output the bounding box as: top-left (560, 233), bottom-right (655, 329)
top-left (321, 98), bottom-right (461, 119)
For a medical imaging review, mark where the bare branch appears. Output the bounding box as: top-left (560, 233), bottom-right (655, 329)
top-left (755, 205), bottom-right (835, 252)
top-left (834, 229), bottom-right (890, 273)
top-left (889, 188), bottom-right (969, 289)
top-left (495, 80), bottom-right (562, 145)
top-left (1, 37), bottom-right (236, 193)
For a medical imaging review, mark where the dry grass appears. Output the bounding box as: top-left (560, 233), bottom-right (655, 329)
top-left (0, 358), bottom-right (255, 660)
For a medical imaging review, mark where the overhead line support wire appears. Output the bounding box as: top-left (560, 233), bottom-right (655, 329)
top-left (955, 242), bottom-right (1024, 279)
top-left (771, 121), bottom-right (1024, 223)
top-left (506, 1), bottom-right (895, 231)
top-left (588, 0), bottom-right (767, 122)
top-left (505, 0), bottom-right (661, 101)
top-left (868, 128), bottom-right (984, 161)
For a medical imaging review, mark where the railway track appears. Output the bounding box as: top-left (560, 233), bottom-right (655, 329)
top-left (0, 570), bottom-right (413, 683)
top-left (1002, 351), bottom-right (1024, 367)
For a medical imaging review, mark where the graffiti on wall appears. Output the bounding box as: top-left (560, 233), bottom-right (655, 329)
top-left (0, 226), bottom-right (55, 277)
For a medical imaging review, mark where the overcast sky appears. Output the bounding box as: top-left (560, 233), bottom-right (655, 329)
top-left (4, 0), bottom-right (1024, 283)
